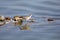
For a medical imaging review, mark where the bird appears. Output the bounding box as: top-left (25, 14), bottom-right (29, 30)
top-left (12, 14), bottom-right (32, 21)
top-left (48, 18), bottom-right (54, 21)
top-left (5, 17), bottom-right (12, 24)
top-left (0, 16), bottom-right (5, 20)
top-left (11, 14), bottom-right (32, 23)
top-left (0, 16), bottom-right (5, 26)
top-left (23, 14), bottom-right (32, 21)
top-left (0, 16), bottom-right (12, 25)
top-left (12, 16), bottom-right (23, 23)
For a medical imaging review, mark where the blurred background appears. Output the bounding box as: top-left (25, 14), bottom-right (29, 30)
top-left (0, 0), bottom-right (60, 40)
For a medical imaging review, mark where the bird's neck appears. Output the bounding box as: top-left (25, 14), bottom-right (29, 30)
top-left (29, 15), bottom-right (32, 17)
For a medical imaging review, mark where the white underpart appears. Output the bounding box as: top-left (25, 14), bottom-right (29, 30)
top-left (5, 21), bottom-right (11, 24)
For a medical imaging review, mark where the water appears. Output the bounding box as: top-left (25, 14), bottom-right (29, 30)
top-left (0, 0), bottom-right (60, 40)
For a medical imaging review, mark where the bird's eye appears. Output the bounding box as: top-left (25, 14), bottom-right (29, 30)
top-left (6, 18), bottom-right (8, 19)
top-left (13, 19), bottom-right (16, 21)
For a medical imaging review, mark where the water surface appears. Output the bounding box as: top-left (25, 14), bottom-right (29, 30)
top-left (0, 0), bottom-right (60, 40)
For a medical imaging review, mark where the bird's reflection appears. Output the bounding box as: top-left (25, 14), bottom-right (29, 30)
top-left (13, 19), bottom-right (31, 30)
top-left (13, 18), bottom-right (38, 30)
top-left (29, 18), bottom-right (36, 23)
top-left (0, 22), bottom-right (5, 26)
top-left (19, 24), bottom-right (31, 30)
top-left (0, 19), bottom-right (6, 26)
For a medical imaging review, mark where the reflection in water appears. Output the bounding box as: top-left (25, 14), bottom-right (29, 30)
top-left (0, 22), bottom-right (5, 26)
top-left (13, 18), bottom-right (36, 30)
top-left (13, 19), bottom-right (31, 30)
top-left (29, 18), bottom-right (36, 23)
top-left (19, 24), bottom-right (31, 30)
